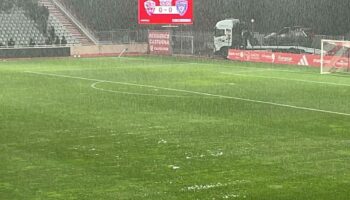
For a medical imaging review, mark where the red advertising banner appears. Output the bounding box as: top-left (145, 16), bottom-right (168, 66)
top-left (227, 49), bottom-right (349, 68)
top-left (139, 0), bottom-right (193, 25)
top-left (148, 30), bottom-right (172, 55)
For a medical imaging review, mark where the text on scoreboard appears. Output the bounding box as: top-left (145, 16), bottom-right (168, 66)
top-left (138, 0), bottom-right (193, 25)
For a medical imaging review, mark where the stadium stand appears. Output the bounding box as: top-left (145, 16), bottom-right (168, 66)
top-left (39, 0), bottom-right (95, 45)
top-left (47, 14), bottom-right (78, 45)
top-left (0, 7), bottom-right (46, 47)
top-left (0, 0), bottom-right (95, 48)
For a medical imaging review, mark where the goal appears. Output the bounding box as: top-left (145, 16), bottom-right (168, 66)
top-left (321, 39), bottom-right (350, 74)
top-left (171, 34), bottom-right (194, 55)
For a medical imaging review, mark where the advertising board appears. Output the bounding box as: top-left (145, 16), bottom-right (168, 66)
top-left (148, 30), bottom-right (172, 55)
top-left (227, 49), bottom-right (349, 68)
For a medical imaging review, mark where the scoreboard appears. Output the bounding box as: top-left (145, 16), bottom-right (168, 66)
top-left (138, 0), bottom-right (193, 25)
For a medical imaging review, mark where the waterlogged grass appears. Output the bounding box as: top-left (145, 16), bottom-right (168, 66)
top-left (0, 56), bottom-right (350, 200)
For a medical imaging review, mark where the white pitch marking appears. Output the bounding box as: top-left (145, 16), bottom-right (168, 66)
top-left (186, 61), bottom-right (350, 76)
top-left (169, 165), bottom-right (180, 170)
top-left (116, 57), bottom-right (203, 66)
top-left (114, 58), bottom-right (350, 78)
top-left (91, 81), bottom-right (188, 98)
top-left (221, 72), bottom-right (350, 87)
top-left (228, 69), bottom-right (272, 74)
top-left (114, 57), bottom-right (350, 81)
top-left (97, 57), bottom-right (307, 74)
top-left (25, 71), bottom-right (350, 116)
top-left (184, 61), bottom-right (310, 72)
top-left (48, 62), bottom-right (196, 72)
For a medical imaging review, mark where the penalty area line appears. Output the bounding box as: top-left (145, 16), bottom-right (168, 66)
top-left (221, 72), bottom-right (350, 87)
top-left (24, 71), bottom-right (350, 117)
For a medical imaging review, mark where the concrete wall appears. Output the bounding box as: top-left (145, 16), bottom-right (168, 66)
top-left (71, 43), bottom-right (148, 57)
top-left (0, 46), bottom-right (70, 58)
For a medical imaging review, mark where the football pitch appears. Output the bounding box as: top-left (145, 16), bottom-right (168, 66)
top-left (1, 56), bottom-right (350, 199)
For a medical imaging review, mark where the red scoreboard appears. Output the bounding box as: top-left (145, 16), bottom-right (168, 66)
top-left (138, 0), bottom-right (193, 25)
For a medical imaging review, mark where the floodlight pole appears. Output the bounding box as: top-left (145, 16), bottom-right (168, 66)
top-left (162, 24), bottom-right (176, 55)
top-left (251, 19), bottom-right (255, 33)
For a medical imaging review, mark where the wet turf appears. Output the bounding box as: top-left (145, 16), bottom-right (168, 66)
top-left (0, 56), bottom-right (350, 199)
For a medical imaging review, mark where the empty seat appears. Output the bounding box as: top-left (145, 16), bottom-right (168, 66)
top-left (0, 6), bottom-right (48, 46)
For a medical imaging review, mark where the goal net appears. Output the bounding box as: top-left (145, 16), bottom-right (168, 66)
top-left (171, 35), bottom-right (194, 55)
top-left (321, 39), bottom-right (350, 74)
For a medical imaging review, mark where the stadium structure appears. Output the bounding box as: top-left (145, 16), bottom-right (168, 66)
top-left (0, 0), bottom-right (95, 46)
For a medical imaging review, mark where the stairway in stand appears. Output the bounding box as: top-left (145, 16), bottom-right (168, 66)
top-left (39, 0), bottom-right (94, 45)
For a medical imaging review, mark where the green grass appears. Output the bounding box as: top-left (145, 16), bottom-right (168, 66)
top-left (0, 56), bottom-right (350, 200)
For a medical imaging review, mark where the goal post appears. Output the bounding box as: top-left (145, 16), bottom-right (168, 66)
top-left (171, 34), bottom-right (194, 55)
top-left (321, 39), bottom-right (350, 74)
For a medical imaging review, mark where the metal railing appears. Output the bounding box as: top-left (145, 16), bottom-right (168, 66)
top-left (94, 30), bottom-right (141, 44)
top-left (0, 43), bottom-right (77, 49)
top-left (53, 0), bottom-right (98, 44)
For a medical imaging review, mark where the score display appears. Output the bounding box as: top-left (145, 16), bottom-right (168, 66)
top-left (138, 0), bottom-right (193, 25)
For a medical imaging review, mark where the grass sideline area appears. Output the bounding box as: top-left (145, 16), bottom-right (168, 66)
top-left (0, 56), bottom-right (350, 199)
